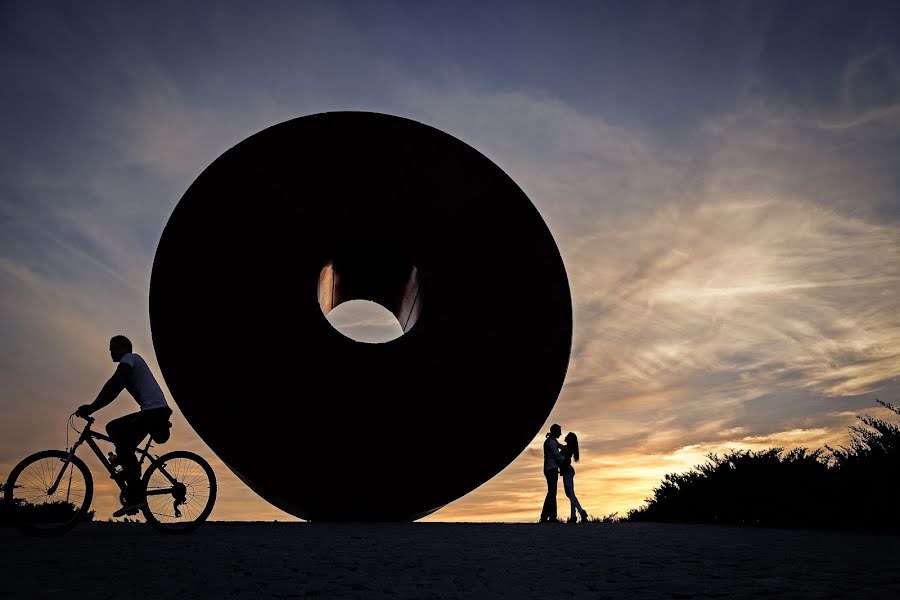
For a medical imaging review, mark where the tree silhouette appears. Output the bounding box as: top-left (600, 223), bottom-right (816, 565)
top-left (628, 400), bottom-right (899, 531)
top-left (826, 400), bottom-right (900, 530)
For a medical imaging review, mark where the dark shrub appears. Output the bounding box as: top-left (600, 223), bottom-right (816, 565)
top-left (628, 400), bottom-right (898, 531)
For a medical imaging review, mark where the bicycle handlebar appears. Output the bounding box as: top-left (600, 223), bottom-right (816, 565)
top-left (73, 413), bottom-right (95, 425)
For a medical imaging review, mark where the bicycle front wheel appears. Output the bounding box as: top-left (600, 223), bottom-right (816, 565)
top-left (4, 449), bottom-right (94, 536)
top-left (141, 450), bottom-right (216, 534)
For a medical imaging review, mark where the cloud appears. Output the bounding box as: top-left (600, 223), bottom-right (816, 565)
top-left (816, 48), bottom-right (900, 130)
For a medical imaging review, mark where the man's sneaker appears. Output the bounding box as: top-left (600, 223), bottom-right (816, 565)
top-left (112, 498), bottom-right (147, 518)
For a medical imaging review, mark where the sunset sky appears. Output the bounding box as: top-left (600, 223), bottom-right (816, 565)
top-left (2, 2), bottom-right (899, 522)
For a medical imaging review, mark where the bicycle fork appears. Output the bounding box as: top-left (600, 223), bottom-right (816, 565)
top-left (47, 443), bottom-right (81, 500)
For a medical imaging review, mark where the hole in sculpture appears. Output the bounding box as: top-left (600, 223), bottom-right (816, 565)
top-left (318, 256), bottom-right (422, 344)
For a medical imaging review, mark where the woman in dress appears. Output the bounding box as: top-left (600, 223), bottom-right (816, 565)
top-left (559, 432), bottom-right (589, 523)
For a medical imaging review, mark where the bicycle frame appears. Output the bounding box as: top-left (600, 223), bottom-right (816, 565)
top-left (48, 416), bottom-right (181, 502)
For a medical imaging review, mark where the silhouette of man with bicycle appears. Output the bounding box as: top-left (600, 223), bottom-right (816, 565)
top-left (75, 335), bottom-right (172, 517)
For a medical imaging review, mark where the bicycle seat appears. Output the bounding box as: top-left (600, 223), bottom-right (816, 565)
top-left (149, 421), bottom-right (172, 444)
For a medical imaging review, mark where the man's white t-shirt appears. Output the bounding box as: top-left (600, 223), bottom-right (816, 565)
top-left (120, 353), bottom-right (168, 411)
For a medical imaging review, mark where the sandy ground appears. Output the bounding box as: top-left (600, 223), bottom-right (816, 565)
top-left (1, 522), bottom-right (898, 599)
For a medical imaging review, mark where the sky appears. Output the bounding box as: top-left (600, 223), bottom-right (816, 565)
top-left (2, 1), bottom-right (899, 522)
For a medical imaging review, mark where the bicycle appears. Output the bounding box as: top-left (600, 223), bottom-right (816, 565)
top-left (4, 414), bottom-right (216, 536)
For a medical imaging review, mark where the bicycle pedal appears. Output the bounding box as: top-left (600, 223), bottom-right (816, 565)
top-left (112, 501), bottom-right (146, 518)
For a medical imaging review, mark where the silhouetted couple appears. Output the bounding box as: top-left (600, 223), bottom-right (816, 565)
top-left (540, 423), bottom-right (588, 523)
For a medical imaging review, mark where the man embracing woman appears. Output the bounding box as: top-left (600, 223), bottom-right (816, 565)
top-left (540, 423), bottom-right (589, 523)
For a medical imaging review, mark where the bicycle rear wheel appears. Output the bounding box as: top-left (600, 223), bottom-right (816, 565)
top-left (4, 450), bottom-right (94, 536)
top-left (141, 450), bottom-right (216, 533)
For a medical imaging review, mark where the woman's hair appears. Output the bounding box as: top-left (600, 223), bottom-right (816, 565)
top-left (564, 432), bottom-right (580, 462)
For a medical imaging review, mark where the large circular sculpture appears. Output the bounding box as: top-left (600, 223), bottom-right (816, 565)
top-left (150, 112), bottom-right (571, 521)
